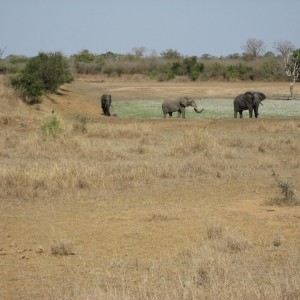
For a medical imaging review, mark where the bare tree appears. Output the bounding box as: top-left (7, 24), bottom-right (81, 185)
top-left (274, 41), bottom-right (295, 57)
top-left (0, 47), bottom-right (7, 75)
top-left (0, 47), bottom-right (6, 59)
top-left (242, 38), bottom-right (266, 58)
top-left (274, 41), bottom-right (299, 99)
top-left (132, 47), bottom-right (147, 58)
top-left (283, 50), bottom-right (300, 100)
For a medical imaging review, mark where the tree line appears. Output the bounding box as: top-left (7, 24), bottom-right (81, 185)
top-left (0, 39), bottom-right (299, 101)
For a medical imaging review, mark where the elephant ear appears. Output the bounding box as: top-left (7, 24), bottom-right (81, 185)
top-left (255, 92), bottom-right (266, 101)
top-left (179, 97), bottom-right (188, 107)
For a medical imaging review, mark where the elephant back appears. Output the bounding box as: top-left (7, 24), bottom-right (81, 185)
top-left (101, 95), bottom-right (112, 108)
top-left (101, 94), bottom-right (111, 102)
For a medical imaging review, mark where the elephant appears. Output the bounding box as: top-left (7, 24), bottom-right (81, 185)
top-left (101, 94), bottom-right (111, 116)
top-left (162, 96), bottom-right (204, 119)
top-left (233, 91), bottom-right (266, 118)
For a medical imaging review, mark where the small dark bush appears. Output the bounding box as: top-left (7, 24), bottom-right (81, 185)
top-left (51, 240), bottom-right (74, 256)
top-left (268, 171), bottom-right (300, 206)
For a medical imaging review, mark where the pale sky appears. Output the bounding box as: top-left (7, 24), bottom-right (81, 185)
top-left (1, 0), bottom-right (299, 57)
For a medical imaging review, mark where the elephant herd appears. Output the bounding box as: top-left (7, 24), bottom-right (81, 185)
top-left (101, 91), bottom-right (266, 119)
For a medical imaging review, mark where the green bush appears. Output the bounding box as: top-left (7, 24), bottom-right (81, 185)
top-left (11, 52), bottom-right (73, 102)
top-left (5, 50), bottom-right (289, 82)
top-left (254, 60), bottom-right (282, 81)
top-left (224, 63), bottom-right (253, 80)
top-left (40, 116), bottom-right (64, 138)
top-left (8, 55), bottom-right (29, 64)
top-left (156, 57), bottom-right (204, 81)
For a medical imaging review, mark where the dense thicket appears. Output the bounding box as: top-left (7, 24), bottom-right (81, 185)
top-left (69, 50), bottom-right (287, 81)
top-left (0, 49), bottom-right (294, 84)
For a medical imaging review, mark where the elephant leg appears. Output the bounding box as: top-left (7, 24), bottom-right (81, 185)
top-left (101, 104), bottom-right (105, 115)
top-left (249, 110), bottom-right (253, 118)
top-left (168, 112), bottom-right (173, 118)
top-left (177, 111), bottom-right (181, 118)
top-left (234, 111), bottom-right (238, 118)
top-left (106, 105), bottom-right (111, 116)
top-left (181, 109), bottom-right (185, 119)
top-left (239, 111), bottom-right (243, 118)
top-left (104, 106), bottom-right (108, 116)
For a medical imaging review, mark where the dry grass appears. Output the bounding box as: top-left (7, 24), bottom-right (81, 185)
top-left (50, 240), bottom-right (74, 256)
top-left (1, 77), bottom-right (300, 299)
top-left (267, 171), bottom-right (300, 206)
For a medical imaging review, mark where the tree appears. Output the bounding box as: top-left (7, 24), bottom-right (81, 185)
top-left (274, 41), bottom-right (295, 58)
top-left (74, 49), bottom-right (95, 62)
top-left (274, 41), bottom-right (297, 99)
top-left (242, 38), bottom-right (266, 58)
top-left (283, 49), bottom-right (300, 99)
top-left (0, 47), bottom-right (6, 58)
top-left (132, 47), bottom-right (147, 58)
top-left (11, 52), bottom-right (73, 102)
top-left (160, 49), bottom-right (181, 59)
top-left (0, 47), bottom-right (7, 74)
top-left (201, 53), bottom-right (213, 59)
top-left (182, 56), bottom-right (204, 81)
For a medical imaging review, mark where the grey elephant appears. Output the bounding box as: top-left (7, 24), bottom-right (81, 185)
top-left (233, 91), bottom-right (266, 118)
top-left (162, 96), bottom-right (204, 119)
top-left (101, 94), bottom-right (111, 116)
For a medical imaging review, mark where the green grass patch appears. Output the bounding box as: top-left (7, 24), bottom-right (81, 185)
top-left (112, 99), bottom-right (300, 119)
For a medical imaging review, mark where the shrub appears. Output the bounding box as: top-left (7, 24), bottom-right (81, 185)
top-left (224, 63), bottom-right (253, 80)
top-left (11, 52), bottom-right (73, 102)
top-left (72, 114), bottom-right (89, 133)
top-left (268, 171), bottom-right (300, 206)
top-left (40, 116), bottom-right (64, 138)
top-left (206, 224), bottom-right (224, 240)
top-left (157, 73), bottom-right (169, 82)
top-left (51, 240), bottom-right (74, 256)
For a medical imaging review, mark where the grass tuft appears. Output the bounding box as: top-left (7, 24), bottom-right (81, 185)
top-left (40, 116), bottom-right (64, 138)
top-left (72, 114), bottom-right (89, 133)
top-left (268, 171), bottom-right (300, 206)
top-left (206, 224), bottom-right (224, 240)
top-left (51, 240), bottom-right (74, 256)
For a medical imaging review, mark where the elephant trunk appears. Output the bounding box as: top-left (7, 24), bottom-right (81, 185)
top-left (188, 99), bottom-right (204, 113)
top-left (194, 107), bottom-right (204, 113)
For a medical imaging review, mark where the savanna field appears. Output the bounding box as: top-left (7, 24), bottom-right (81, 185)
top-left (1, 75), bottom-right (300, 299)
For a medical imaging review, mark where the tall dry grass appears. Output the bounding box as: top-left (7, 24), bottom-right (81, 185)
top-left (1, 117), bottom-right (299, 200)
top-left (0, 76), bottom-right (21, 121)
